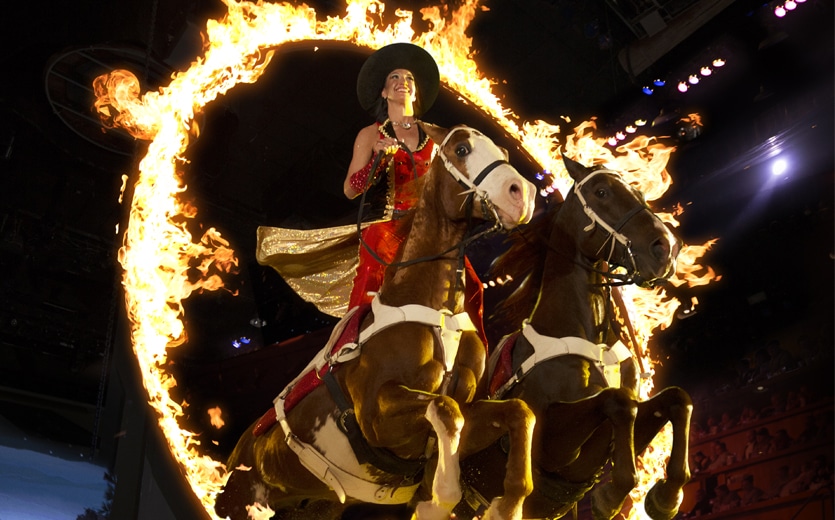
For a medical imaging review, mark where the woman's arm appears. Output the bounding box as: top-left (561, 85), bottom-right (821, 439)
top-left (343, 124), bottom-right (398, 199)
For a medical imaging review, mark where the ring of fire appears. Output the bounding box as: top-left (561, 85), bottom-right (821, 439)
top-left (92, 1), bottom-right (718, 518)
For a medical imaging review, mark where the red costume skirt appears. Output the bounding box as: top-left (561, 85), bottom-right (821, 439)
top-left (349, 220), bottom-right (487, 347)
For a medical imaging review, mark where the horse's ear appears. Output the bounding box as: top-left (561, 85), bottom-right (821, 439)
top-left (561, 153), bottom-right (591, 183)
top-left (420, 122), bottom-right (449, 146)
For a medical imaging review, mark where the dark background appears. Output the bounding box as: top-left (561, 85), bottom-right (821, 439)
top-left (0, 0), bottom-right (831, 517)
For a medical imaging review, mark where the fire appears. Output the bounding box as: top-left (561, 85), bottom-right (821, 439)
top-left (208, 406), bottom-right (226, 429)
top-left (93, 1), bottom-right (718, 518)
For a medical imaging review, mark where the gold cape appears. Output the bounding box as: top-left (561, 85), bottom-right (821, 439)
top-left (255, 222), bottom-right (378, 318)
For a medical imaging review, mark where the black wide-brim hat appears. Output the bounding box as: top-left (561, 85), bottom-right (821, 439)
top-left (356, 42), bottom-right (440, 115)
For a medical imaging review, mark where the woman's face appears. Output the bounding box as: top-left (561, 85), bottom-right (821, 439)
top-left (381, 68), bottom-right (417, 104)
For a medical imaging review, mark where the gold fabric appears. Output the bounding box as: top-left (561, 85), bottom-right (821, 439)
top-left (255, 222), bottom-right (379, 318)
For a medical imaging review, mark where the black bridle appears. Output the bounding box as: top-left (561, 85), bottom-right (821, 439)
top-left (571, 169), bottom-right (665, 288)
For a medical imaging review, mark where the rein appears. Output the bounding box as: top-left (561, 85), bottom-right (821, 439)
top-left (356, 128), bottom-right (505, 273)
top-left (568, 169), bottom-right (659, 288)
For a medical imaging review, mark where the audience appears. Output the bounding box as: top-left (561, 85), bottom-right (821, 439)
top-left (711, 484), bottom-right (741, 513)
top-left (749, 427), bottom-right (774, 459)
top-left (772, 428), bottom-right (792, 451)
top-left (679, 488), bottom-right (713, 518)
top-left (765, 339), bottom-right (796, 377)
top-left (675, 324), bottom-right (833, 519)
top-left (691, 450), bottom-right (711, 474)
top-left (767, 465), bottom-right (792, 499)
top-left (738, 474), bottom-right (766, 506)
top-left (707, 441), bottom-right (735, 471)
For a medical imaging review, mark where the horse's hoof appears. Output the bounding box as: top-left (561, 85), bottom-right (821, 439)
top-left (589, 491), bottom-right (613, 520)
top-left (644, 479), bottom-right (682, 520)
top-left (481, 496), bottom-right (523, 520)
top-left (589, 485), bottom-right (625, 520)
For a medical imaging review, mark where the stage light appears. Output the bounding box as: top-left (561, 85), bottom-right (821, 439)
top-left (653, 79), bottom-right (666, 87)
top-left (607, 136), bottom-right (618, 146)
top-left (642, 86), bottom-right (654, 95)
top-left (785, 0), bottom-right (797, 9)
top-left (626, 125), bottom-right (637, 133)
top-left (700, 66), bottom-right (712, 76)
top-left (713, 58), bottom-right (726, 67)
top-left (678, 82), bottom-right (689, 92)
top-left (774, 4), bottom-right (787, 17)
top-left (635, 119), bottom-right (647, 126)
top-left (688, 74), bottom-right (700, 85)
top-left (771, 158), bottom-right (788, 176)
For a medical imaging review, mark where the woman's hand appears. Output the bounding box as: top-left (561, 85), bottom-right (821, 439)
top-left (373, 137), bottom-right (400, 155)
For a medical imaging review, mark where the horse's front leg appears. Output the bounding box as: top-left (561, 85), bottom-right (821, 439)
top-left (459, 399), bottom-right (536, 520)
top-left (635, 386), bottom-right (693, 520)
top-left (552, 388), bottom-right (637, 520)
top-left (413, 399), bottom-right (465, 520)
top-left (363, 380), bottom-right (465, 520)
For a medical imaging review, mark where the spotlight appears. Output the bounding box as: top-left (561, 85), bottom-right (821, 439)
top-left (653, 79), bottom-right (666, 87)
top-left (642, 86), bottom-right (654, 95)
top-left (607, 136), bottom-right (618, 146)
top-left (785, 0), bottom-right (797, 9)
top-left (700, 66), bottom-right (712, 76)
top-left (678, 81), bottom-right (689, 92)
top-left (688, 74), bottom-right (700, 85)
top-left (774, 4), bottom-right (787, 17)
top-left (771, 158), bottom-right (788, 176)
top-left (713, 58), bottom-right (726, 67)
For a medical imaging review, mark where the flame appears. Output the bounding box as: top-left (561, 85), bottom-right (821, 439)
top-left (208, 406), bottom-right (226, 429)
top-left (93, 1), bottom-right (718, 518)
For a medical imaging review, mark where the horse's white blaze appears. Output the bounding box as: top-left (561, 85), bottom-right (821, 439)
top-left (463, 133), bottom-right (535, 227)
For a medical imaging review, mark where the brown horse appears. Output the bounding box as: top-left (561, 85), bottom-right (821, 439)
top-left (457, 155), bottom-right (692, 520)
top-left (214, 124), bottom-right (538, 520)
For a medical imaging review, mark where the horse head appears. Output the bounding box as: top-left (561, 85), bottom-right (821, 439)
top-left (562, 154), bottom-right (681, 288)
top-left (422, 123), bottom-right (536, 230)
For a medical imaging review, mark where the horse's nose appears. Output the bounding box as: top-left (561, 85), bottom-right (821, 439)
top-left (651, 236), bottom-right (672, 262)
top-left (509, 180), bottom-right (523, 200)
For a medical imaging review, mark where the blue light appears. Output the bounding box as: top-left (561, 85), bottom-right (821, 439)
top-left (653, 79), bottom-right (666, 87)
top-left (771, 158), bottom-right (788, 176)
top-left (642, 86), bottom-right (654, 95)
top-left (232, 339), bottom-right (241, 348)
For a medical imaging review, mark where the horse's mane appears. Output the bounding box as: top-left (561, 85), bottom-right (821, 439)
top-left (487, 197), bottom-right (563, 336)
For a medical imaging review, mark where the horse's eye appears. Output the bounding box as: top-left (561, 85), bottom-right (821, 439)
top-left (455, 143), bottom-right (471, 157)
top-left (595, 188), bottom-right (608, 198)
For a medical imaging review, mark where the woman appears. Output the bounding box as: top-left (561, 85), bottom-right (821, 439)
top-left (343, 42), bottom-right (439, 308)
top-left (256, 43), bottom-right (483, 338)
top-left (343, 42), bottom-right (485, 339)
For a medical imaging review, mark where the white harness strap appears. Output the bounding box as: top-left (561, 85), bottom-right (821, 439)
top-left (274, 397), bottom-right (421, 505)
top-left (359, 293), bottom-right (476, 372)
top-left (491, 321), bottom-right (632, 399)
top-left (574, 169), bottom-right (633, 246)
top-left (270, 294), bottom-right (475, 505)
